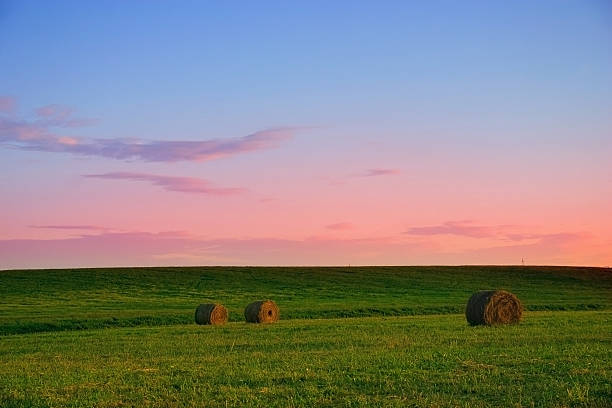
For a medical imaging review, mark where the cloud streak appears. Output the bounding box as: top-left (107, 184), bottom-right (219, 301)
top-left (36, 104), bottom-right (73, 118)
top-left (404, 220), bottom-right (587, 244)
top-left (0, 229), bottom-right (603, 269)
top-left (405, 221), bottom-right (505, 239)
top-left (325, 222), bottom-right (353, 230)
top-left (0, 231), bottom-right (423, 269)
top-left (357, 168), bottom-right (401, 177)
top-left (84, 172), bottom-right (245, 195)
top-left (29, 225), bottom-right (108, 231)
top-left (0, 98), bottom-right (296, 162)
top-left (323, 168), bottom-right (401, 186)
top-left (0, 96), bottom-right (15, 113)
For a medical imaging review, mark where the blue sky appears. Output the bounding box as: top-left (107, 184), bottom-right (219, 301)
top-left (2, 1), bottom-right (610, 139)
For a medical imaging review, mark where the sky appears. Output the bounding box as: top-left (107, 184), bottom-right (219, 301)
top-left (1, 1), bottom-right (611, 268)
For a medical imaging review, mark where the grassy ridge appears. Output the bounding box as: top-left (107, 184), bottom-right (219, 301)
top-left (1, 312), bottom-right (610, 407)
top-left (1, 266), bottom-right (610, 335)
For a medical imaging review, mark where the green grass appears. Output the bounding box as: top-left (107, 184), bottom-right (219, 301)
top-left (1, 266), bottom-right (610, 407)
top-left (0, 266), bottom-right (610, 335)
top-left (1, 312), bottom-right (610, 407)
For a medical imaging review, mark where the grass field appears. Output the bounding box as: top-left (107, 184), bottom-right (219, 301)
top-left (1, 266), bottom-right (611, 407)
top-left (1, 266), bottom-right (610, 335)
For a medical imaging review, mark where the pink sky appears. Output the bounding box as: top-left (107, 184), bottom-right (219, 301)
top-left (1, 95), bottom-right (611, 268)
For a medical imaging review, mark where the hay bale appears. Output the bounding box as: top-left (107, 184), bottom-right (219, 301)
top-left (244, 300), bottom-right (279, 323)
top-left (195, 303), bottom-right (228, 325)
top-left (465, 290), bottom-right (523, 326)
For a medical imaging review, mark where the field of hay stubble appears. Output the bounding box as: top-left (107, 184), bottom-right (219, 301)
top-left (0, 265), bottom-right (610, 407)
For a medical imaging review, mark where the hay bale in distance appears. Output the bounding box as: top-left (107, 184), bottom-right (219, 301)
top-left (465, 290), bottom-right (523, 326)
top-left (195, 303), bottom-right (228, 325)
top-left (244, 300), bottom-right (279, 323)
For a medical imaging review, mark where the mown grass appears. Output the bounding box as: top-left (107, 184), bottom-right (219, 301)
top-left (1, 266), bottom-right (610, 407)
top-left (0, 311), bottom-right (610, 407)
top-left (1, 266), bottom-right (610, 335)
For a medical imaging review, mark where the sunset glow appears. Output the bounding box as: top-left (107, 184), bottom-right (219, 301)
top-left (1, 1), bottom-right (610, 268)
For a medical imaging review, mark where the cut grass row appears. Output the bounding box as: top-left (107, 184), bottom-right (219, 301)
top-left (1, 266), bottom-right (610, 335)
top-left (1, 311), bottom-right (610, 407)
top-left (0, 303), bottom-right (605, 336)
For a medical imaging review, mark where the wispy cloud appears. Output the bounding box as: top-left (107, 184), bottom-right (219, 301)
top-left (0, 96), bottom-right (15, 113)
top-left (325, 222), bottom-right (353, 230)
top-left (0, 98), bottom-right (296, 162)
top-left (84, 172), bottom-right (245, 195)
top-left (405, 221), bottom-right (504, 239)
top-left (404, 220), bottom-right (587, 244)
top-left (32, 104), bottom-right (97, 127)
top-left (35, 104), bottom-right (72, 118)
top-left (357, 168), bottom-right (401, 177)
top-left (322, 168), bottom-right (401, 186)
top-left (0, 229), bottom-right (603, 269)
top-left (0, 231), bottom-right (423, 268)
top-left (29, 225), bottom-right (108, 231)
top-left (443, 232), bottom-right (589, 265)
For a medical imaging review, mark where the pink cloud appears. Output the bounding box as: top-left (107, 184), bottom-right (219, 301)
top-left (0, 99), bottom-right (296, 162)
top-left (0, 104), bottom-right (94, 151)
top-left (93, 128), bottom-right (293, 162)
top-left (440, 232), bottom-right (590, 265)
top-left (30, 103), bottom-right (96, 128)
top-left (332, 168), bottom-right (400, 185)
top-left (83, 172), bottom-right (245, 195)
top-left (35, 104), bottom-right (73, 119)
top-left (325, 222), bottom-right (353, 230)
top-left (359, 168), bottom-right (401, 177)
top-left (405, 221), bottom-right (504, 239)
top-left (32, 104), bottom-right (96, 128)
top-left (0, 231), bottom-right (423, 269)
top-left (29, 225), bottom-right (108, 231)
top-left (0, 229), bottom-right (605, 269)
top-left (57, 136), bottom-right (79, 145)
top-left (404, 221), bottom-right (590, 248)
top-left (1, 116), bottom-right (294, 162)
top-left (0, 96), bottom-right (16, 113)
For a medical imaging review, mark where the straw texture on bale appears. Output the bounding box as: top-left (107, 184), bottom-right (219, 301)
top-left (244, 300), bottom-right (279, 323)
top-left (195, 303), bottom-right (228, 325)
top-left (465, 290), bottom-right (523, 326)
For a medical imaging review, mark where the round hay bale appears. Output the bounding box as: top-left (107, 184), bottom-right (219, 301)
top-left (195, 303), bottom-right (228, 325)
top-left (244, 300), bottom-right (279, 323)
top-left (465, 290), bottom-right (523, 326)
